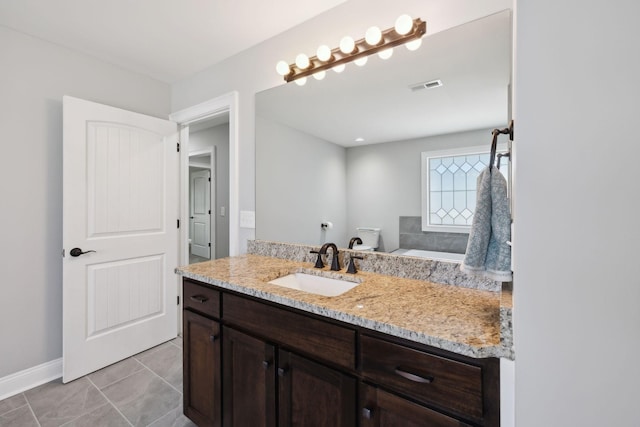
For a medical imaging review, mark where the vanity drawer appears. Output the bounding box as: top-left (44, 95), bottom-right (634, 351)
top-left (183, 279), bottom-right (220, 318)
top-left (223, 293), bottom-right (356, 370)
top-left (360, 334), bottom-right (483, 420)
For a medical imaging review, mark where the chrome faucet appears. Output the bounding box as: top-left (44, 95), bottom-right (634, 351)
top-left (348, 237), bottom-right (362, 249)
top-left (318, 243), bottom-right (340, 271)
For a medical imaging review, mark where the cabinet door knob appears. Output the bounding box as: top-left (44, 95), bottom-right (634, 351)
top-left (210, 334), bottom-right (218, 342)
top-left (362, 407), bottom-right (373, 419)
top-left (394, 367), bottom-right (434, 384)
top-left (262, 360), bottom-right (271, 368)
top-left (277, 367), bottom-right (288, 377)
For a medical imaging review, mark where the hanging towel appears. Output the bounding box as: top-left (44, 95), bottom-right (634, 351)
top-left (461, 166), bottom-right (513, 282)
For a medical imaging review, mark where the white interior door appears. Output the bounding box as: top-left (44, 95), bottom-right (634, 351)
top-left (190, 169), bottom-right (211, 259)
top-left (62, 96), bottom-right (179, 382)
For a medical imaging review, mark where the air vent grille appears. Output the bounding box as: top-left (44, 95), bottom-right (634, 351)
top-left (409, 79), bottom-right (443, 92)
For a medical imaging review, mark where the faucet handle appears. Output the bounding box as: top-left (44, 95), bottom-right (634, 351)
top-left (330, 249), bottom-right (341, 271)
top-left (346, 255), bottom-right (364, 274)
top-left (310, 250), bottom-right (324, 269)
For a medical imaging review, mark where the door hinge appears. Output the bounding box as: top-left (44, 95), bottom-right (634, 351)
top-left (177, 142), bottom-right (180, 152)
top-left (62, 248), bottom-right (65, 258)
top-left (208, 243), bottom-right (211, 247)
top-left (177, 296), bottom-right (180, 305)
top-left (177, 219), bottom-right (180, 228)
top-left (208, 177), bottom-right (211, 182)
top-left (208, 209), bottom-right (211, 215)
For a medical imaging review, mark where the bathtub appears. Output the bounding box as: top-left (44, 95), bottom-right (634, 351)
top-left (398, 249), bottom-right (465, 262)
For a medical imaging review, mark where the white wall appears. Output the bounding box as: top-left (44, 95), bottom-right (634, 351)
top-left (513, 0), bottom-right (640, 425)
top-left (346, 128), bottom-right (492, 252)
top-left (171, 0), bottom-right (513, 254)
top-left (0, 26), bottom-right (171, 378)
top-left (189, 124), bottom-right (230, 258)
top-left (255, 117), bottom-right (347, 246)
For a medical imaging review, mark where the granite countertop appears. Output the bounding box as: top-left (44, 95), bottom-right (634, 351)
top-left (176, 254), bottom-right (513, 359)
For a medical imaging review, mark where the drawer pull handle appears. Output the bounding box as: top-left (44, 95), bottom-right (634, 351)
top-left (395, 367), bottom-right (434, 384)
top-left (190, 295), bottom-right (209, 303)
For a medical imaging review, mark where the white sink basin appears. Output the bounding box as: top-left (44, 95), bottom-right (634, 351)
top-left (268, 273), bottom-right (360, 297)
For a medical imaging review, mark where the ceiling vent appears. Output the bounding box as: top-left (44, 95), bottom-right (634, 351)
top-left (409, 79), bottom-right (443, 92)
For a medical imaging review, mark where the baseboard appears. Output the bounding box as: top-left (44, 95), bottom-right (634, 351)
top-left (0, 358), bottom-right (62, 401)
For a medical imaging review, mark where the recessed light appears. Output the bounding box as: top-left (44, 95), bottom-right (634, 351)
top-left (355, 137), bottom-right (365, 142)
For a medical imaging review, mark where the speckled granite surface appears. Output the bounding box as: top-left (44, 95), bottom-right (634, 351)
top-left (247, 240), bottom-right (500, 291)
top-left (176, 254), bottom-right (514, 360)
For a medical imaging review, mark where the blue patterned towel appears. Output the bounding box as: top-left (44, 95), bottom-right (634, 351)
top-left (461, 166), bottom-right (512, 282)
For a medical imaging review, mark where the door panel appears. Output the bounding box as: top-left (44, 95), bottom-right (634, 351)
top-left (278, 350), bottom-right (356, 427)
top-left (190, 169), bottom-right (211, 258)
top-left (63, 96), bottom-right (179, 382)
top-left (87, 255), bottom-right (163, 336)
top-left (222, 327), bottom-right (276, 427)
top-left (183, 311), bottom-right (221, 427)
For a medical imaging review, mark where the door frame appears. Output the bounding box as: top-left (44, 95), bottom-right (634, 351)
top-left (171, 92), bottom-right (238, 334)
top-left (189, 148), bottom-right (215, 260)
top-left (170, 92), bottom-right (239, 266)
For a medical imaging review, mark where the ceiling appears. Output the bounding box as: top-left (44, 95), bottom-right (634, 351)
top-left (0, 0), bottom-right (348, 83)
top-left (256, 10), bottom-right (511, 147)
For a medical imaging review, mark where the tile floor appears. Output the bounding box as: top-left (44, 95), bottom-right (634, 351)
top-left (188, 254), bottom-right (209, 264)
top-left (0, 338), bottom-right (196, 427)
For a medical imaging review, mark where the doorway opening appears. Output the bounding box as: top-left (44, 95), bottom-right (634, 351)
top-left (186, 115), bottom-right (230, 263)
top-left (170, 92), bottom-right (239, 333)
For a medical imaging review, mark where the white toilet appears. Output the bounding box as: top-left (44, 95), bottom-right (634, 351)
top-left (352, 227), bottom-right (381, 251)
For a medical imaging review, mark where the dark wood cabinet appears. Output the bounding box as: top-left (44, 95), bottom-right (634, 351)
top-left (182, 278), bottom-right (500, 427)
top-left (278, 349), bottom-right (356, 427)
top-left (361, 383), bottom-right (471, 427)
top-left (222, 326), bottom-right (276, 427)
top-left (183, 309), bottom-right (221, 427)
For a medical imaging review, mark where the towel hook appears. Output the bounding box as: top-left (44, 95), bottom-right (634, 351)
top-left (490, 120), bottom-right (514, 170)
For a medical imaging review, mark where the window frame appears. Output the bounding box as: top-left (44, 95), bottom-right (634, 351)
top-left (421, 143), bottom-right (507, 233)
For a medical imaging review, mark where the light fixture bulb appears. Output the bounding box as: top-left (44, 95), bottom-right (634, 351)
top-left (276, 60), bottom-right (290, 76)
top-left (332, 64), bottom-right (345, 73)
top-left (339, 36), bottom-right (356, 54)
top-left (313, 70), bottom-right (326, 80)
top-left (295, 53), bottom-right (310, 70)
top-left (378, 48), bottom-right (393, 60)
top-left (365, 26), bottom-right (382, 46)
top-left (317, 45), bottom-right (332, 62)
top-left (395, 14), bottom-right (414, 35)
top-left (354, 56), bottom-right (367, 67)
top-left (406, 38), bottom-right (423, 51)
top-left (295, 77), bottom-right (307, 86)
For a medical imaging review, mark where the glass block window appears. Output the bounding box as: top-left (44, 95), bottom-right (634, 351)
top-left (421, 146), bottom-right (509, 233)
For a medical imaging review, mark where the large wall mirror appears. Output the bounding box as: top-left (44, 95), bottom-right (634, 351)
top-left (255, 10), bottom-right (511, 255)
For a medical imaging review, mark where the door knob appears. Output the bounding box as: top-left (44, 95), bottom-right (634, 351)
top-left (69, 248), bottom-right (96, 257)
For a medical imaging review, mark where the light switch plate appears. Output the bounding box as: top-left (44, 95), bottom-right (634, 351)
top-left (240, 210), bottom-right (255, 228)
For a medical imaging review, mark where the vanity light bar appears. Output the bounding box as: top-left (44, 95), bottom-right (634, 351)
top-left (277, 17), bottom-right (426, 84)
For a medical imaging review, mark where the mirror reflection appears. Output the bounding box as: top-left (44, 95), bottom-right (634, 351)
top-left (255, 11), bottom-right (511, 257)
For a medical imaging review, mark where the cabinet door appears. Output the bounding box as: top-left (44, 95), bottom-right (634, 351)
top-left (361, 383), bottom-right (471, 427)
top-left (223, 327), bottom-right (276, 427)
top-left (278, 350), bottom-right (356, 427)
top-left (183, 310), bottom-right (221, 427)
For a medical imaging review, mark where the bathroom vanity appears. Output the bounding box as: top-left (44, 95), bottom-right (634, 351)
top-left (176, 246), bottom-right (512, 427)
